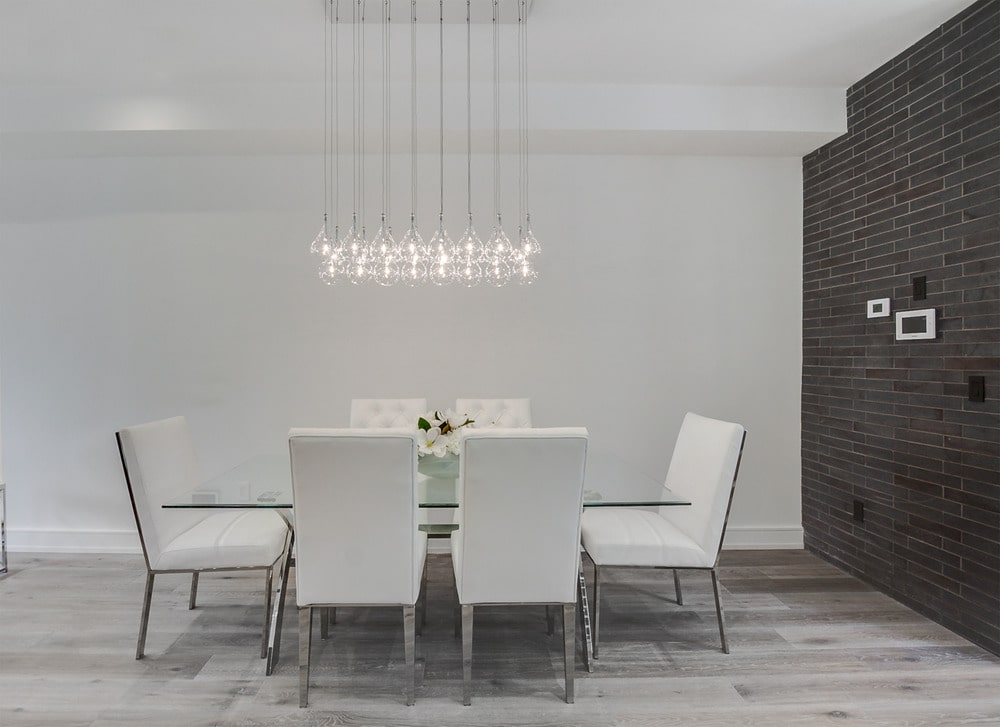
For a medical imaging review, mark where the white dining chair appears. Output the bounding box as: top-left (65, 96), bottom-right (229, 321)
top-left (455, 398), bottom-right (532, 428)
top-left (580, 412), bottom-right (746, 657)
top-left (452, 427), bottom-right (588, 704)
top-left (116, 416), bottom-right (291, 661)
top-left (350, 398), bottom-right (428, 428)
top-left (289, 428), bottom-right (427, 707)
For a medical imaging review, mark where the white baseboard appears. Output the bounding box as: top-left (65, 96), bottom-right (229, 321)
top-left (722, 525), bottom-right (804, 549)
top-left (8, 525), bottom-right (804, 555)
top-left (8, 528), bottom-right (141, 554)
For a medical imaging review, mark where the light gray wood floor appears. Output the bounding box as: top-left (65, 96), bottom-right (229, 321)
top-left (1, 550), bottom-right (997, 726)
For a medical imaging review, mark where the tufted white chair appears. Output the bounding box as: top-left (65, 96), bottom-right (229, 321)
top-left (289, 428), bottom-right (427, 707)
top-left (580, 413), bottom-right (746, 657)
top-left (116, 416), bottom-right (291, 661)
top-left (455, 398), bottom-right (532, 428)
top-left (452, 427), bottom-right (588, 704)
top-left (350, 398), bottom-right (428, 428)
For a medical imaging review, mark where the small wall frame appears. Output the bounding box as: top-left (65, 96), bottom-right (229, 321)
top-left (867, 298), bottom-right (891, 318)
top-left (895, 309), bottom-right (936, 341)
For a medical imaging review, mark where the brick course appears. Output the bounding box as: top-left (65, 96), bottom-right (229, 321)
top-left (802, 0), bottom-right (999, 655)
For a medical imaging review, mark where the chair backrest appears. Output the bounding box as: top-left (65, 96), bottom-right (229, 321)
top-left (455, 398), bottom-right (532, 428)
top-left (116, 416), bottom-right (208, 570)
top-left (289, 428), bottom-right (422, 607)
top-left (349, 398), bottom-right (428, 428)
top-left (658, 412), bottom-right (746, 562)
top-left (454, 427), bottom-right (588, 604)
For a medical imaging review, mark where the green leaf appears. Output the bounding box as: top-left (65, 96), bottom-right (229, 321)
top-left (417, 417), bottom-right (431, 431)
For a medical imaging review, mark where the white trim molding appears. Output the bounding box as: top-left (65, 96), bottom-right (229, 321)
top-left (8, 528), bottom-right (141, 554)
top-left (722, 525), bottom-right (804, 550)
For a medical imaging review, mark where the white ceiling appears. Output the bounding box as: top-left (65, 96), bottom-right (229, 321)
top-left (0, 0), bottom-right (977, 87)
top-left (0, 0), bottom-right (980, 156)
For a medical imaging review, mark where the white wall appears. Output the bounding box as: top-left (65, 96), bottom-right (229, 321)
top-left (0, 151), bottom-right (803, 552)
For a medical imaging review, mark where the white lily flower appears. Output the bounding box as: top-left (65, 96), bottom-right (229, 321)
top-left (417, 427), bottom-right (448, 457)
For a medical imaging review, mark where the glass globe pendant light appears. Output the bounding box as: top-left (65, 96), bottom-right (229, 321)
top-left (482, 0), bottom-right (513, 287)
top-left (346, 0), bottom-right (372, 284)
top-left (429, 0), bottom-right (455, 286)
top-left (312, 2), bottom-right (335, 271)
top-left (400, 0), bottom-right (429, 286)
top-left (454, 0), bottom-right (484, 287)
top-left (515, 0), bottom-right (538, 284)
top-left (319, 1), bottom-right (349, 284)
top-left (372, 0), bottom-right (401, 286)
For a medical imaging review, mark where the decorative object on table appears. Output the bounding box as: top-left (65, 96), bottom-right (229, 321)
top-left (310, 0), bottom-right (540, 287)
top-left (866, 298), bottom-right (890, 318)
top-left (895, 308), bottom-right (936, 341)
top-left (416, 410), bottom-right (474, 457)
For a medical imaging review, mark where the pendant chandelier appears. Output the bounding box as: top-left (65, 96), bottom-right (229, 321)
top-left (311, 0), bottom-right (539, 287)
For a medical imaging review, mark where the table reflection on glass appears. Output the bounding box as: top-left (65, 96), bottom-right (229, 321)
top-left (163, 450), bottom-right (690, 674)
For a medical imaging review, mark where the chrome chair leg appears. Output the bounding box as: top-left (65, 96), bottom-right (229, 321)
top-left (592, 564), bottom-right (601, 660)
top-left (673, 569), bottom-right (683, 605)
top-left (461, 605), bottom-right (474, 706)
top-left (562, 603), bottom-right (575, 703)
top-left (403, 605), bottom-right (416, 705)
top-left (261, 568), bottom-right (274, 658)
top-left (417, 563), bottom-right (427, 636)
top-left (320, 608), bottom-right (329, 640)
top-left (188, 572), bottom-right (199, 610)
top-left (298, 607), bottom-right (313, 708)
top-left (266, 533), bottom-right (294, 675)
top-left (136, 571), bottom-right (155, 660)
top-left (546, 605), bottom-right (555, 635)
top-left (330, 607), bottom-right (337, 625)
top-left (710, 569), bottom-right (729, 654)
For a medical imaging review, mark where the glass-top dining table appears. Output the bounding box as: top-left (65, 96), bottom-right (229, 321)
top-left (163, 451), bottom-right (690, 674)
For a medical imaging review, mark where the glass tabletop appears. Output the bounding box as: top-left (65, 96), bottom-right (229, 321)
top-left (163, 451), bottom-right (690, 509)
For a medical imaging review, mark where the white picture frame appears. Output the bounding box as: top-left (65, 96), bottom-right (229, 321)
top-left (895, 309), bottom-right (936, 341)
top-left (867, 298), bottom-right (891, 318)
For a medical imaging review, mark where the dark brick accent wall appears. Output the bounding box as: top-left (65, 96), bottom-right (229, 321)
top-left (801, 0), bottom-right (999, 655)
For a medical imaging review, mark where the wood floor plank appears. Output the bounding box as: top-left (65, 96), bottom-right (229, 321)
top-left (0, 550), bottom-right (997, 726)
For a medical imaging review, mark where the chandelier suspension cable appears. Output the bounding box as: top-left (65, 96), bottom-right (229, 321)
top-left (466, 0), bottom-right (472, 221)
top-left (493, 0), bottom-right (500, 222)
top-left (333, 0), bottom-right (339, 241)
top-left (324, 0), bottom-right (330, 234)
top-left (438, 0), bottom-right (445, 221)
top-left (519, 0), bottom-right (526, 233)
top-left (410, 0), bottom-right (417, 223)
top-left (381, 0), bottom-right (389, 222)
top-left (523, 0), bottom-right (530, 228)
top-left (351, 0), bottom-right (361, 232)
top-left (360, 0), bottom-right (367, 234)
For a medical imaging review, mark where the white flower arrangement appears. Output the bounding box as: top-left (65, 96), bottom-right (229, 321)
top-left (416, 410), bottom-right (474, 457)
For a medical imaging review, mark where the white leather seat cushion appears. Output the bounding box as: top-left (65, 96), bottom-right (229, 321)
top-left (581, 508), bottom-right (712, 569)
top-left (153, 510), bottom-right (288, 572)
